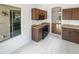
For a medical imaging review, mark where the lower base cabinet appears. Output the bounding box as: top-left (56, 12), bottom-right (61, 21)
top-left (62, 28), bottom-right (70, 41)
top-left (32, 23), bottom-right (49, 42)
top-left (70, 29), bottom-right (79, 43)
top-left (32, 27), bottom-right (42, 42)
top-left (62, 27), bottom-right (79, 44)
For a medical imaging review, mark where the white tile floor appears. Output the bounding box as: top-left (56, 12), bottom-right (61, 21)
top-left (12, 33), bottom-right (79, 54)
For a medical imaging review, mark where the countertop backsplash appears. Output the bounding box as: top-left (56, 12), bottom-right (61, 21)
top-left (62, 20), bottom-right (79, 26)
top-left (32, 19), bottom-right (49, 25)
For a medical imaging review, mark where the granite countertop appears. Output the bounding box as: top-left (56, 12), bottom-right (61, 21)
top-left (32, 25), bottom-right (42, 29)
top-left (32, 23), bottom-right (49, 29)
top-left (62, 24), bottom-right (79, 30)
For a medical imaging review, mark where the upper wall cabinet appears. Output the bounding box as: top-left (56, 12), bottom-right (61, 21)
top-left (63, 8), bottom-right (79, 20)
top-left (32, 8), bottom-right (47, 20)
top-left (72, 8), bottom-right (79, 20)
top-left (63, 9), bottom-right (72, 20)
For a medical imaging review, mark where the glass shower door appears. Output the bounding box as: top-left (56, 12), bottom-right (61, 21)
top-left (10, 10), bottom-right (21, 38)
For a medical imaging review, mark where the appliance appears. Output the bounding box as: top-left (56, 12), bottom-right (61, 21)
top-left (42, 25), bottom-right (49, 39)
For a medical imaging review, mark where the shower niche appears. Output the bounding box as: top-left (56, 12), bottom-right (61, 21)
top-left (0, 4), bottom-right (21, 42)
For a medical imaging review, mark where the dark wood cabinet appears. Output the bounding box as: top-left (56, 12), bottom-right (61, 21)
top-left (70, 29), bottom-right (79, 43)
top-left (52, 23), bottom-right (61, 34)
top-left (63, 9), bottom-right (72, 20)
top-left (63, 8), bottom-right (79, 20)
top-left (32, 25), bottom-right (42, 42)
top-left (72, 8), bottom-right (79, 20)
top-left (62, 28), bottom-right (70, 40)
top-left (32, 23), bottom-right (49, 42)
top-left (32, 8), bottom-right (39, 20)
top-left (62, 26), bottom-right (79, 44)
top-left (32, 8), bottom-right (47, 20)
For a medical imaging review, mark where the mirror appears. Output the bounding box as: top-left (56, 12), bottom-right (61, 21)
top-left (0, 4), bottom-right (21, 42)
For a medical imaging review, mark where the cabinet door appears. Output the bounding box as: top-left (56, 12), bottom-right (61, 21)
top-left (32, 27), bottom-right (42, 42)
top-left (63, 9), bottom-right (72, 20)
top-left (70, 29), bottom-right (79, 43)
top-left (62, 28), bottom-right (70, 40)
top-left (32, 9), bottom-right (36, 20)
top-left (72, 8), bottom-right (79, 20)
top-left (44, 11), bottom-right (47, 19)
top-left (38, 28), bottom-right (42, 41)
top-left (32, 8), bottom-right (39, 20)
top-left (36, 9), bottom-right (39, 20)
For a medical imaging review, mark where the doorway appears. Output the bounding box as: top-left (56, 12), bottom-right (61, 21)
top-left (51, 7), bottom-right (62, 35)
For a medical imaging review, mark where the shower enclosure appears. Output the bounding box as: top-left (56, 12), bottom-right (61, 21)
top-left (0, 4), bottom-right (21, 42)
top-left (10, 10), bottom-right (21, 38)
